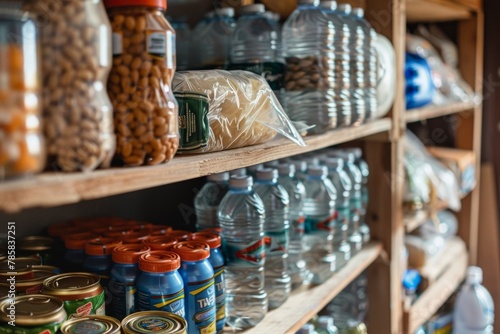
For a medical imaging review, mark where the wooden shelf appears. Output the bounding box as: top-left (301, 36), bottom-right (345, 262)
top-left (0, 119), bottom-right (391, 213)
top-left (404, 238), bottom-right (468, 334)
top-left (405, 101), bottom-right (476, 124)
top-left (406, 0), bottom-right (473, 22)
top-left (405, 201), bottom-right (450, 233)
top-left (243, 242), bottom-right (383, 334)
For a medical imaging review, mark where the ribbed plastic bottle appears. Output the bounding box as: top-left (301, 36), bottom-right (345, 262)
top-left (282, 0), bottom-right (338, 134)
top-left (324, 281), bottom-right (358, 331)
top-left (302, 166), bottom-right (337, 284)
top-left (247, 164), bottom-right (264, 179)
top-left (290, 160), bottom-right (308, 182)
top-left (191, 8), bottom-right (235, 69)
top-left (453, 266), bottom-right (494, 334)
top-left (169, 18), bottom-right (191, 71)
top-left (194, 172), bottom-right (230, 231)
top-left (277, 163), bottom-right (310, 288)
top-left (230, 4), bottom-right (285, 94)
top-left (254, 168), bottom-right (291, 309)
top-left (317, 316), bottom-right (339, 334)
top-left (323, 157), bottom-right (352, 270)
top-left (217, 176), bottom-right (268, 330)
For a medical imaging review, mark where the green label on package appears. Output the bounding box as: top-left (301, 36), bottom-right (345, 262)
top-left (175, 92), bottom-right (210, 152)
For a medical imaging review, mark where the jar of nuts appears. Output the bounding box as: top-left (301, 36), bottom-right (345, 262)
top-left (0, 6), bottom-right (45, 179)
top-left (24, 0), bottom-right (115, 172)
top-left (104, 0), bottom-right (179, 166)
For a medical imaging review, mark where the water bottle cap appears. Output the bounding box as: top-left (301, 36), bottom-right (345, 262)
top-left (85, 237), bottom-right (122, 256)
top-left (171, 241), bottom-right (211, 261)
top-left (297, 323), bottom-right (316, 334)
top-left (165, 230), bottom-right (193, 242)
top-left (317, 316), bottom-right (335, 329)
top-left (338, 3), bottom-right (352, 14)
top-left (291, 160), bottom-right (308, 172)
top-left (192, 232), bottom-right (222, 249)
top-left (142, 236), bottom-right (178, 251)
top-left (323, 157), bottom-right (344, 169)
top-left (230, 168), bottom-right (247, 177)
top-left (139, 251), bottom-right (180, 272)
top-left (230, 175), bottom-right (253, 188)
top-left (241, 4), bottom-right (265, 14)
top-left (352, 7), bottom-right (364, 17)
top-left (277, 163), bottom-right (296, 176)
top-left (467, 266), bottom-right (483, 284)
top-left (256, 168), bottom-right (279, 181)
top-left (319, 0), bottom-right (337, 10)
top-left (214, 7), bottom-right (235, 17)
top-left (112, 245), bottom-right (151, 264)
top-left (308, 165), bottom-right (328, 177)
top-left (207, 172), bottom-right (229, 182)
top-left (121, 232), bottom-right (151, 245)
top-left (298, 0), bottom-right (320, 6)
top-left (264, 160), bottom-right (280, 168)
top-left (343, 147), bottom-right (363, 159)
top-left (264, 11), bottom-right (280, 21)
top-left (329, 151), bottom-right (355, 163)
top-left (147, 224), bottom-right (174, 235)
top-left (64, 232), bottom-right (99, 250)
top-left (247, 164), bottom-right (264, 174)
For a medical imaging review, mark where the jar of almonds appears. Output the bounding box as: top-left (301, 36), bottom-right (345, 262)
top-left (23, 0), bottom-right (115, 172)
top-left (104, 0), bottom-right (179, 166)
top-left (0, 6), bottom-right (45, 179)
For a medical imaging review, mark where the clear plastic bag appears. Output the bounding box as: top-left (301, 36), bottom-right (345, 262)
top-left (173, 70), bottom-right (305, 153)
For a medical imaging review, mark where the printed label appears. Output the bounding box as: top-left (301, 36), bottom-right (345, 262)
top-left (186, 279), bottom-right (216, 334)
top-left (147, 31), bottom-right (166, 58)
top-left (223, 239), bottom-right (265, 267)
top-left (108, 279), bottom-right (135, 319)
top-left (305, 212), bottom-right (337, 235)
top-left (64, 290), bottom-right (106, 319)
top-left (112, 32), bottom-right (123, 56)
top-left (229, 62), bottom-right (286, 91)
top-left (175, 92), bottom-right (210, 152)
top-left (136, 289), bottom-right (185, 317)
top-left (213, 266), bottom-right (225, 322)
top-left (264, 229), bottom-right (289, 256)
top-left (138, 318), bottom-right (168, 331)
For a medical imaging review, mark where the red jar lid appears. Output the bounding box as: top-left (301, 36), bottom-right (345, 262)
top-left (122, 232), bottom-right (150, 244)
top-left (85, 238), bottom-right (122, 256)
top-left (139, 251), bottom-right (180, 273)
top-left (192, 232), bottom-right (221, 249)
top-left (104, 0), bottom-right (167, 10)
top-left (171, 241), bottom-right (210, 262)
top-left (165, 230), bottom-right (192, 242)
top-left (148, 225), bottom-right (173, 235)
top-left (64, 233), bottom-right (99, 250)
top-left (112, 245), bottom-right (150, 264)
top-left (142, 236), bottom-right (178, 251)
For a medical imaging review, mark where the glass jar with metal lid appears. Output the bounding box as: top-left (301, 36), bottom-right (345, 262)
top-left (60, 315), bottom-right (121, 334)
top-left (121, 311), bottom-right (187, 334)
top-left (18, 236), bottom-right (54, 265)
top-left (0, 2), bottom-right (45, 179)
top-left (0, 294), bottom-right (67, 333)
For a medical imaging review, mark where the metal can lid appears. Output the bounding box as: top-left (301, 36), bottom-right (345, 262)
top-left (0, 294), bottom-right (66, 326)
top-left (143, 236), bottom-right (178, 251)
top-left (18, 236), bottom-right (54, 252)
top-left (42, 272), bottom-right (102, 299)
top-left (61, 315), bottom-right (121, 334)
top-left (122, 311), bottom-right (187, 334)
top-left (0, 257), bottom-right (40, 272)
top-left (171, 241), bottom-right (210, 262)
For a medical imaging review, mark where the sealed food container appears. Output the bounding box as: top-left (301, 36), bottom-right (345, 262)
top-left (104, 0), bottom-right (179, 166)
top-left (165, 230), bottom-right (192, 242)
top-left (142, 236), bottom-right (178, 251)
top-left (18, 236), bottom-right (54, 265)
top-left (122, 311), bottom-right (187, 334)
top-left (0, 265), bottom-right (57, 295)
top-left (0, 256), bottom-right (40, 282)
top-left (23, 0), bottom-right (115, 172)
top-left (0, 295), bottom-right (67, 334)
top-left (60, 315), bottom-right (121, 334)
top-left (0, 5), bottom-right (45, 179)
top-left (42, 272), bottom-right (106, 317)
top-left (83, 238), bottom-right (123, 290)
top-left (64, 232), bottom-right (99, 273)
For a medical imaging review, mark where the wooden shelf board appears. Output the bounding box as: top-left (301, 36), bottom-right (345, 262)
top-left (404, 239), bottom-right (468, 333)
top-left (405, 102), bottom-right (476, 124)
top-left (243, 242), bottom-right (383, 334)
top-left (0, 119), bottom-right (391, 213)
top-left (407, 0), bottom-right (473, 22)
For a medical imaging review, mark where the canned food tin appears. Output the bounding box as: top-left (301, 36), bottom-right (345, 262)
top-left (0, 294), bottom-right (67, 334)
top-left (18, 236), bottom-right (54, 265)
top-left (121, 311), bottom-right (187, 334)
top-left (60, 315), bottom-right (121, 334)
top-left (0, 265), bottom-right (58, 295)
top-left (42, 273), bottom-right (105, 318)
top-left (0, 257), bottom-right (40, 281)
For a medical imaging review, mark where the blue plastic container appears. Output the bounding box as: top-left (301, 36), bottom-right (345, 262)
top-left (82, 238), bottom-right (123, 289)
top-left (405, 52), bottom-right (435, 109)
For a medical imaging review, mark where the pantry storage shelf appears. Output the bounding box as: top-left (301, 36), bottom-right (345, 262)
top-left (243, 242), bottom-right (383, 334)
top-left (405, 201), bottom-right (450, 233)
top-left (406, 0), bottom-right (473, 22)
top-left (0, 119), bottom-right (392, 213)
top-left (405, 101), bottom-right (477, 124)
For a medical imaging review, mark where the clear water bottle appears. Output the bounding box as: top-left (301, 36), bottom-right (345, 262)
top-left (277, 163), bottom-right (310, 289)
top-left (324, 282), bottom-right (358, 331)
top-left (317, 316), bottom-right (339, 334)
top-left (247, 163), bottom-right (264, 179)
top-left (302, 165), bottom-right (337, 284)
top-left (218, 176), bottom-right (268, 329)
top-left (290, 159), bottom-right (308, 182)
top-left (191, 8), bottom-right (235, 69)
top-left (231, 168), bottom-right (247, 177)
top-left (453, 266), bottom-right (494, 334)
top-left (194, 172), bottom-right (230, 231)
top-left (298, 324), bottom-right (319, 334)
top-left (254, 168), bottom-right (291, 309)
top-left (283, 0), bottom-right (338, 134)
top-left (169, 18), bottom-right (191, 71)
top-left (323, 157), bottom-right (352, 270)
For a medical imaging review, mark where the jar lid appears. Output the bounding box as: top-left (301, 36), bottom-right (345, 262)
top-left (148, 225), bottom-right (173, 235)
top-left (191, 232), bottom-right (221, 249)
top-left (139, 251), bottom-right (180, 273)
top-left (61, 315), bottom-right (121, 334)
top-left (122, 311), bottom-right (187, 334)
top-left (65, 233), bottom-right (99, 250)
top-left (171, 241), bottom-right (210, 261)
top-left (112, 245), bottom-right (150, 264)
top-left (42, 273), bottom-right (102, 299)
top-left (18, 236), bottom-right (54, 252)
top-left (85, 238), bottom-right (122, 256)
top-left (0, 295), bottom-right (66, 326)
top-left (104, 0), bottom-right (167, 10)
top-left (143, 236), bottom-right (178, 251)
top-left (103, 229), bottom-right (133, 238)
top-left (0, 257), bottom-right (40, 271)
top-left (122, 232), bottom-right (150, 244)
top-left (165, 230), bottom-right (192, 242)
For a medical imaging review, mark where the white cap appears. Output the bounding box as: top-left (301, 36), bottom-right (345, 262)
top-left (231, 168), bottom-right (247, 177)
top-left (277, 163), bottom-right (296, 176)
top-left (215, 7), bottom-right (235, 17)
top-left (329, 151), bottom-right (355, 163)
top-left (230, 175), bottom-right (253, 188)
top-left (291, 160), bottom-right (308, 173)
top-left (352, 7), bottom-right (364, 18)
top-left (297, 323), bottom-right (316, 334)
top-left (308, 165), bottom-right (328, 177)
top-left (323, 157), bottom-right (344, 169)
top-left (241, 4), bottom-right (265, 14)
top-left (466, 266), bottom-right (483, 284)
top-left (317, 316), bottom-right (335, 329)
top-left (342, 147), bottom-right (363, 159)
top-left (319, 1), bottom-right (337, 10)
top-left (298, 0), bottom-right (320, 6)
top-left (338, 3), bottom-right (352, 14)
top-left (207, 172), bottom-right (229, 182)
top-left (256, 168), bottom-right (278, 181)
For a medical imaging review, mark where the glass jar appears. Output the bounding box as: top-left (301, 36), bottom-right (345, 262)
top-left (0, 5), bottom-right (45, 179)
top-left (105, 0), bottom-right (179, 166)
top-left (24, 0), bottom-right (115, 172)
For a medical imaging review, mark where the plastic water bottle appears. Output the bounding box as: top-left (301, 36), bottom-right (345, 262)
top-left (323, 157), bottom-right (352, 270)
top-left (169, 18), bottom-right (191, 71)
top-left (298, 324), bottom-right (319, 334)
top-left (254, 168), bottom-right (291, 309)
top-left (194, 172), bottom-right (230, 231)
top-left (453, 266), bottom-right (494, 334)
top-left (277, 163), bottom-right (310, 288)
top-left (230, 4), bottom-right (285, 94)
top-left (247, 164), bottom-right (264, 178)
top-left (290, 160), bottom-right (308, 182)
top-left (231, 168), bottom-right (247, 177)
top-left (302, 166), bottom-right (337, 284)
top-left (218, 176), bottom-right (268, 330)
top-left (192, 8), bottom-right (235, 69)
top-left (317, 316), bottom-right (339, 334)
top-left (283, 0), bottom-right (338, 134)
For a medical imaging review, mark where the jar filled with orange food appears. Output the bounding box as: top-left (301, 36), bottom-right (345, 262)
top-left (0, 5), bottom-right (45, 179)
top-left (104, 0), bottom-right (179, 167)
